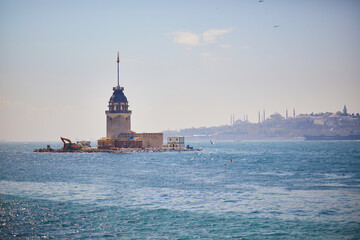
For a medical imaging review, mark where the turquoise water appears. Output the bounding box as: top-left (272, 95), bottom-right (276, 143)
top-left (0, 141), bottom-right (360, 239)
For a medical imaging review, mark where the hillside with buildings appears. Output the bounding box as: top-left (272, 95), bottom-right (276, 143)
top-left (164, 106), bottom-right (360, 141)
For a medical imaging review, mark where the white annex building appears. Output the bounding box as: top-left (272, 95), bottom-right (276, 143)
top-left (167, 137), bottom-right (185, 149)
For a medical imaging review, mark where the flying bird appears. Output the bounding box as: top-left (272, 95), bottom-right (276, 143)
top-left (274, 25), bottom-right (279, 28)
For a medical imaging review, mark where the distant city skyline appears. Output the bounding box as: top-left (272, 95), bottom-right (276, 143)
top-left (0, 0), bottom-right (359, 141)
top-left (230, 104), bottom-right (358, 125)
top-left (164, 105), bottom-right (360, 141)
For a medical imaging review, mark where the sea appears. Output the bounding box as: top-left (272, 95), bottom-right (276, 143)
top-left (0, 141), bottom-right (359, 239)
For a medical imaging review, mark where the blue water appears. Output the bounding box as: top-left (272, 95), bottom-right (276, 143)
top-left (0, 141), bottom-right (360, 239)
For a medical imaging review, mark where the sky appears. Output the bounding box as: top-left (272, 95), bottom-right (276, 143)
top-left (0, 0), bottom-right (359, 141)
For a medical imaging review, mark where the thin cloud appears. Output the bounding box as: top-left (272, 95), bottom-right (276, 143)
top-left (172, 31), bottom-right (200, 46)
top-left (172, 28), bottom-right (233, 46)
top-left (201, 52), bottom-right (213, 57)
top-left (201, 52), bottom-right (218, 61)
top-left (0, 96), bottom-right (49, 112)
top-left (220, 44), bottom-right (232, 48)
top-left (202, 28), bottom-right (233, 44)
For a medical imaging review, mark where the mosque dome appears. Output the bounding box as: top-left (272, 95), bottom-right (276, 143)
top-left (270, 112), bottom-right (283, 121)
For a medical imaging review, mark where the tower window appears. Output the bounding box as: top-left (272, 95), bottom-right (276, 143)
top-left (114, 103), bottom-right (119, 111)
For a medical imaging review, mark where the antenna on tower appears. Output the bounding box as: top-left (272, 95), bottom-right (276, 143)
top-left (117, 52), bottom-right (120, 88)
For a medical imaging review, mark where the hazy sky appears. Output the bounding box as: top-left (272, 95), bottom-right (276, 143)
top-left (1, 0), bottom-right (359, 141)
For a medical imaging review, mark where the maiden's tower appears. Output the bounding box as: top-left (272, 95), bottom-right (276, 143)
top-left (98, 53), bottom-right (163, 149)
top-left (106, 53), bottom-right (131, 137)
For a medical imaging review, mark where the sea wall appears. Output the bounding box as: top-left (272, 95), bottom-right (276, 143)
top-left (136, 133), bottom-right (163, 148)
top-left (98, 132), bottom-right (163, 149)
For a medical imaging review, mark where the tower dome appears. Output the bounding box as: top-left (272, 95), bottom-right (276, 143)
top-left (110, 87), bottom-right (128, 102)
top-left (107, 86), bottom-right (130, 113)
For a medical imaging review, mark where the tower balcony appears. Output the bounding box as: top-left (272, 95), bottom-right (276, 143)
top-left (106, 110), bottom-right (132, 114)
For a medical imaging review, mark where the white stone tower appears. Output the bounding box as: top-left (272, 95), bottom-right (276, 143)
top-left (105, 52), bottom-right (132, 138)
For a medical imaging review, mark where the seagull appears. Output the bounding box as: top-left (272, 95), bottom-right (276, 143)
top-left (210, 140), bottom-right (215, 145)
top-left (274, 25), bottom-right (279, 28)
top-left (259, 0), bottom-right (264, 2)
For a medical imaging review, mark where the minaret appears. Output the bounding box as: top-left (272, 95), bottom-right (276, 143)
top-left (105, 52), bottom-right (132, 138)
top-left (263, 109), bottom-right (265, 122)
top-left (343, 105), bottom-right (348, 115)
